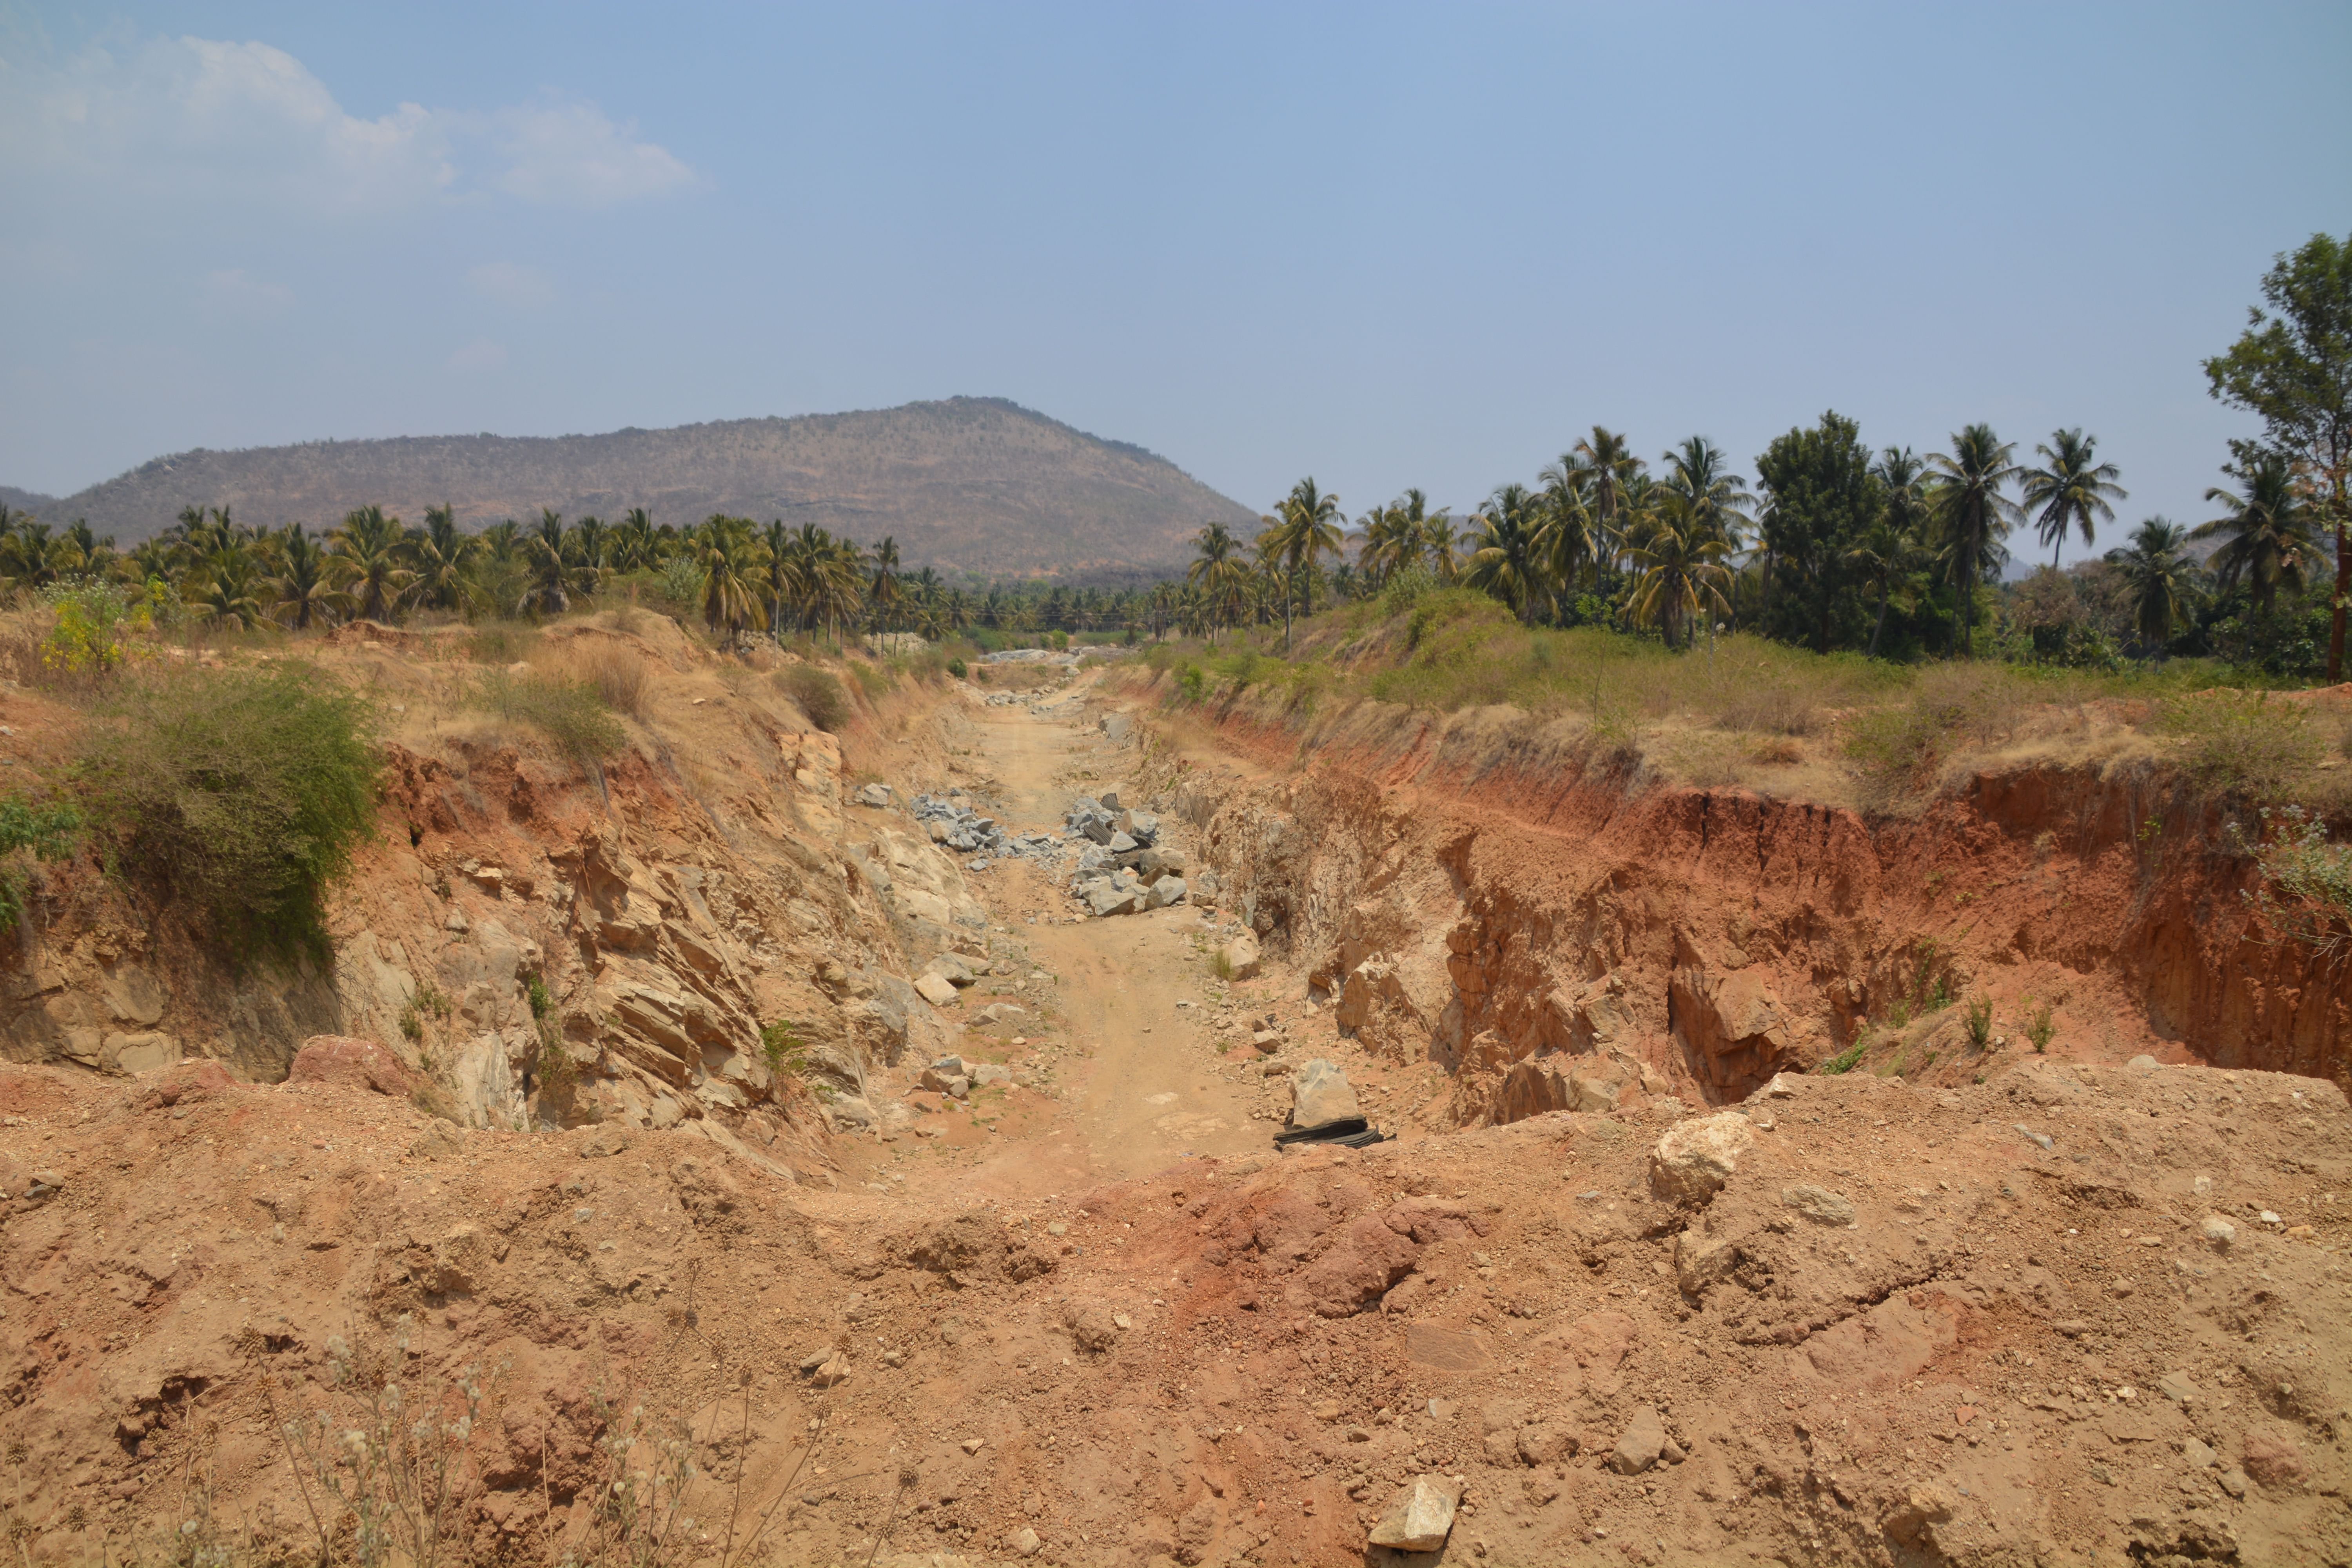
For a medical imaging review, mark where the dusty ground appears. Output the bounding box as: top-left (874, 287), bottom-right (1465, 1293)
top-left (0, 670), bottom-right (2348, 1567)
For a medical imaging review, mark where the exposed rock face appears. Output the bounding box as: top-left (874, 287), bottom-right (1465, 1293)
top-left (1178, 705), bottom-right (2352, 1114)
top-left (287, 1035), bottom-right (411, 1097)
top-left (1670, 962), bottom-right (1799, 1096)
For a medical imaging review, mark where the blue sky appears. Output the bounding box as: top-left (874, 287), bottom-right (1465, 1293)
top-left (3, 2), bottom-right (2347, 563)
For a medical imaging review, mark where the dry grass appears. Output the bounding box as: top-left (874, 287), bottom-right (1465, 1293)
top-left (573, 643), bottom-right (650, 719)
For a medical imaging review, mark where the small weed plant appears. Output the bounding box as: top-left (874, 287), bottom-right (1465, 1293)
top-left (2161, 690), bottom-right (2323, 801)
top-left (2238, 804), bottom-right (2352, 959)
top-left (1964, 995), bottom-right (1994, 1049)
top-left (2027, 1003), bottom-right (2056, 1054)
top-left (0, 795), bottom-right (80, 933)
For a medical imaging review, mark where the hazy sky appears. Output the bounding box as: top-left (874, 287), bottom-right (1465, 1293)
top-left (4, 2), bottom-right (2348, 563)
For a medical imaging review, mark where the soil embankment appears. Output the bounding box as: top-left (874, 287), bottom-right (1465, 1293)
top-left (1139, 673), bottom-right (2348, 1116)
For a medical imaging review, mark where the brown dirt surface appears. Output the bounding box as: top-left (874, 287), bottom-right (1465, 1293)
top-left (0, 643), bottom-right (2346, 1567)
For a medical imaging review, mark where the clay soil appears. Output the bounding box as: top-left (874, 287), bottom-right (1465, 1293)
top-left (0, 671), bottom-right (2347, 1568)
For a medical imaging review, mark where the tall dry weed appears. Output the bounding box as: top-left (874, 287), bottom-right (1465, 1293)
top-left (575, 644), bottom-right (650, 719)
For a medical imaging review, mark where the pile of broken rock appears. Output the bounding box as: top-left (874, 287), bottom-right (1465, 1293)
top-left (1063, 792), bottom-right (1201, 917)
top-left (907, 791), bottom-right (1061, 869)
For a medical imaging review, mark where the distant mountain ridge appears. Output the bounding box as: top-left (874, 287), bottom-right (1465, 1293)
top-left (14, 398), bottom-right (1256, 581)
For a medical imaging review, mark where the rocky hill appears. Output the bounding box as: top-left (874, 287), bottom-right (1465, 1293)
top-left (17, 398), bottom-right (1257, 581)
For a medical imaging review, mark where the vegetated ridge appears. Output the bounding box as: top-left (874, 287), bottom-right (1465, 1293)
top-left (19, 397), bottom-right (1257, 581)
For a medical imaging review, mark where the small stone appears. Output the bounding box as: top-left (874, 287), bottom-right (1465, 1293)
top-left (809, 1352), bottom-right (850, 1388)
top-left (2158, 1372), bottom-right (2200, 1406)
top-left (2259, 1210), bottom-right (2281, 1225)
top-left (444, 909), bottom-right (470, 933)
top-left (1112, 1312), bottom-right (1132, 1331)
top-left (1610, 1407), bottom-right (1666, 1475)
top-left (1780, 1184), bottom-right (1857, 1227)
top-left (2184, 1436), bottom-right (2218, 1469)
top-left (2217, 1466), bottom-right (2248, 1498)
top-left (1287, 1059), bottom-right (1361, 1131)
top-left (961, 1437), bottom-right (984, 1454)
top-left (1368, 1476), bottom-right (1460, 1553)
top-left (2201, 1216), bottom-right (2238, 1252)
top-left (2012, 1123), bottom-right (2054, 1151)
top-left (1012, 1526), bottom-right (1042, 1557)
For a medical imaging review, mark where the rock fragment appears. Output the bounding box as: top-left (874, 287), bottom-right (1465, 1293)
top-left (1649, 1112), bottom-right (1755, 1201)
top-left (1288, 1059), bottom-right (1361, 1131)
top-left (1610, 1406), bottom-right (1666, 1474)
top-left (1367, 1475), bottom-right (1459, 1552)
top-left (1781, 1184), bottom-right (1856, 1227)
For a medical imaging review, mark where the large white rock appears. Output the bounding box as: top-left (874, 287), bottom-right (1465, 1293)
top-left (1288, 1058), bottom-right (1361, 1130)
top-left (1368, 1475), bottom-right (1459, 1552)
top-left (913, 972), bottom-right (958, 1007)
top-left (1218, 929), bottom-right (1261, 980)
top-left (1649, 1111), bottom-right (1756, 1201)
top-left (1145, 875), bottom-right (1187, 909)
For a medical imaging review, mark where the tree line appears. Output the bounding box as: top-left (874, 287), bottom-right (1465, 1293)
top-left (1185, 231), bottom-right (2347, 677)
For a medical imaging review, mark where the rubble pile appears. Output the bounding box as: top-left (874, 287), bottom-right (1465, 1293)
top-left (1063, 791), bottom-right (1194, 917)
top-left (907, 791), bottom-right (1063, 868)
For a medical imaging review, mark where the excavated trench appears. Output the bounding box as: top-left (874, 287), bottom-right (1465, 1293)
top-left (1156, 701), bottom-right (2349, 1120)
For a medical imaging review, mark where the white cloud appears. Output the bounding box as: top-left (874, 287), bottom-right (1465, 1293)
top-left (201, 267), bottom-right (296, 318)
top-left (467, 261), bottom-right (555, 309)
top-left (485, 100), bottom-right (701, 207)
top-left (0, 34), bottom-right (699, 214)
top-left (446, 339), bottom-right (508, 374)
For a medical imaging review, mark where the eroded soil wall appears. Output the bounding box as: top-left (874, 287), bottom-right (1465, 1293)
top-left (1169, 700), bottom-right (2348, 1118)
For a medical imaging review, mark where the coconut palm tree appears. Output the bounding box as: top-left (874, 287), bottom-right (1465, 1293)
top-left (1185, 519), bottom-right (1251, 642)
top-left (1928, 425), bottom-right (2022, 657)
top-left (1421, 512), bottom-right (1463, 583)
top-left (330, 505), bottom-right (417, 623)
top-left (1465, 483), bottom-right (1550, 624)
top-left (1624, 492), bottom-right (1733, 651)
top-left (694, 515), bottom-right (770, 648)
top-left (479, 519), bottom-right (521, 563)
top-left (2195, 452), bottom-right (2318, 615)
top-left (1263, 479), bottom-right (1345, 649)
top-left (867, 535), bottom-right (904, 633)
top-left (516, 509), bottom-right (594, 617)
top-left (613, 508), bottom-right (659, 572)
top-left (1661, 436), bottom-right (1756, 552)
top-left (410, 505), bottom-right (475, 612)
top-left (2019, 428), bottom-right (2127, 569)
top-left (2103, 517), bottom-right (2197, 654)
top-left (1570, 427), bottom-right (1644, 558)
top-left (267, 524), bottom-right (352, 630)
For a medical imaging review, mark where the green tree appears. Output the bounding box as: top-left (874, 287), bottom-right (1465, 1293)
top-left (1624, 492), bottom-right (1733, 650)
top-left (1185, 520), bottom-right (1251, 642)
top-left (2195, 450), bottom-right (2318, 616)
top-left (268, 524), bottom-right (352, 630)
top-left (1927, 424), bottom-right (2022, 657)
top-left (410, 505), bottom-right (475, 612)
top-left (695, 515), bottom-right (770, 647)
top-left (2203, 232), bottom-right (2352, 677)
top-left (330, 505), bottom-right (416, 622)
top-left (1755, 411), bottom-right (1881, 653)
top-left (1569, 426), bottom-right (1643, 558)
top-left (1263, 478), bottom-right (1345, 649)
top-left (2019, 428), bottom-right (2126, 569)
top-left (2103, 517), bottom-right (2197, 654)
top-left (1465, 483), bottom-right (1550, 623)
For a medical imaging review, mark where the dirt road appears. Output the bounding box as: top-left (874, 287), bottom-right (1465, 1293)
top-left (850, 675), bottom-right (1274, 1209)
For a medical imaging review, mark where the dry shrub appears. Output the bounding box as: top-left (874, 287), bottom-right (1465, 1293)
top-left (2159, 690), bottom-right (2324, 801)
top-left (575, 644), bottom-right (649, 718)
top-left (1717, 682), bottom-right (1818, 737)
top-left (777, 663), bottom-right (849, 731)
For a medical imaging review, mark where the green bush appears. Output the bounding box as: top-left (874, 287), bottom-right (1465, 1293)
top-left (2242, 804), bottom-right (2352, 958)
top-left (778, 664), bottom-right (849, 731)
top-left (760, 1019), bottom-right (809, 1075)
top-left (1964, 995), bottom-right (1993, 1048)
top-left (77, 664), bottom-right (378, 960)
top-left (947, 657), bottom-right (968, 680)
top-left (470, 670), bottom-right (625, 764)
top-left (2027, 1003), bottom-right (2055, 1054)
top-left (0, 795), bottom-right (81, 932)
